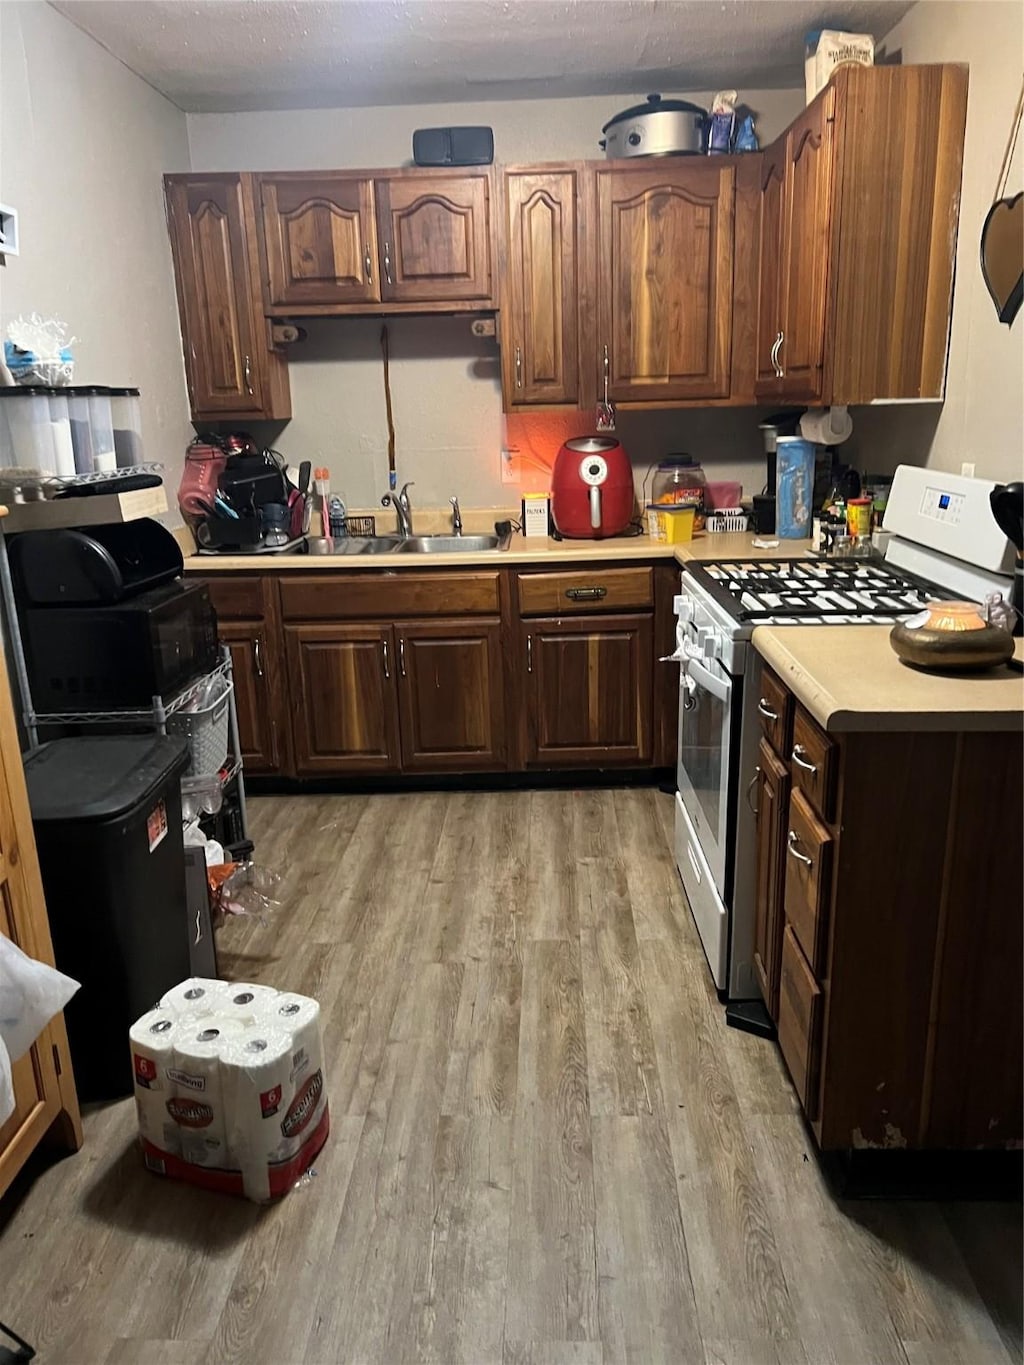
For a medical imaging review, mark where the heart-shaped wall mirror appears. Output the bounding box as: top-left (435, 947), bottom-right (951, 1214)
top-left (982, 83), bottom-right (1023, 327)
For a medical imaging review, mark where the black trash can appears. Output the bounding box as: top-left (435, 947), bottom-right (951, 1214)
top-left (24, 735), bottom-right (191, 1100)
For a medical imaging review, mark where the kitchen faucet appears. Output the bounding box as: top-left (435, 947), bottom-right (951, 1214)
top-left (449, 495), bottom-right (463, 536)
top-left (381, 481), bottom-right (414, 538)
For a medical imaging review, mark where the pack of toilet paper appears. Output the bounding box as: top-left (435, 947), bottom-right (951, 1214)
top-left (129, 978), bottom-right (329, 1201)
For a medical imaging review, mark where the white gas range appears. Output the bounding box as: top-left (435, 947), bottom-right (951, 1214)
top-left (670, 464), bottom-right (1017, 1007)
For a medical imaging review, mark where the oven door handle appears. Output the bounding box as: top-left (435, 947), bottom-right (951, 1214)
top-left (684, 657), bottom-right (732, 706)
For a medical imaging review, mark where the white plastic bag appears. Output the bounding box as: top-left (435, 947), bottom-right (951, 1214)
top-left (0, 936), bottom-right (80, 1063)
top-left (0, 1035), bottom-right (13, 1127)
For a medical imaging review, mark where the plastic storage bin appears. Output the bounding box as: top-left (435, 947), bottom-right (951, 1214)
top-left (110, 387), bottom-right (143, 468)
top-left (86, 387), bottom-right (115, 472)
top-left (24, 735), bottom-right (191, 1099)
top-left (67, 388), bottom-right (95, 474)
top-left (0, 387), bottom-right (56, 471)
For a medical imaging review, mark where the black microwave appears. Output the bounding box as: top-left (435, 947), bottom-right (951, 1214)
top-left (22, 580), bottom-right (219, 713)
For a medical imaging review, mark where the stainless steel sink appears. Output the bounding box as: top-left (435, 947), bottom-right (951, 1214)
top-left (330, 536), bottom-right (404, 554)
top-left (395, 534), bottom-right (503, 553)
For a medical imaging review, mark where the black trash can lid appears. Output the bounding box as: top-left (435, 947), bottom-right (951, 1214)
top-left (24, 736), bottom-right (189, 823)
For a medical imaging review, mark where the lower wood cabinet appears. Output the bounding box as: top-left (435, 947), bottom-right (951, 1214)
top-left (285, 623), bottom-right (400, 775)
top-left (396, 620), bottom-right (505, 772)
top-left (520, 614), bottom-right (652, 767)
top-left (218, 621), bottom-right (284, 775)
top-left (284, 618), bottom-right (506, 776)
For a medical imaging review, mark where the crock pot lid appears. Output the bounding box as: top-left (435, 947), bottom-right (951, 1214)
top-left (602, 93), bottom-right (708, 133)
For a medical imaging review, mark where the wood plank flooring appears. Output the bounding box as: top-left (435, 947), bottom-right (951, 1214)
top-left (1, 788), bottom-right (1019, 1365)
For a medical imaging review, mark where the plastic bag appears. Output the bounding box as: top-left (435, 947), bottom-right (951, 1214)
top-left (213, 861), bottom-right (283, 923)
top-left (0, 935), bottom-right (80, 1062)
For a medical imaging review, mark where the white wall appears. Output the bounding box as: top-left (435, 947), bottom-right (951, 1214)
top-left (0, 1), bottom-right (193, 494)
top-left (187, 89), bottom-right (806, 507)
top-left (849, 0), bottom-right (1024, 485)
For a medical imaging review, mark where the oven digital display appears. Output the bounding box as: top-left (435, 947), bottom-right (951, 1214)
top-left (921, 486), bottom-right (965, 524)
top-left (938, 493), bottom-right (950, 509)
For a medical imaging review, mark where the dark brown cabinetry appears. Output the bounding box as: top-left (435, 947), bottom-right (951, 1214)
top-left (285, 623), bottom-right (400, 775)
top-left (751, 665), bottom-right (1022, 1152)
top-left (756, 64), bottom-right (968, 404)
top-left (502, 167), bottom-right (580, 407)
top-left (376, 172), bottom-right (493, 304)
top-left (594, 162), bottom-right (735, 402)
top-left (395, 620), bottom-right (505, 771)
top-left (520, 614), bottom-right (653, 767)
top-left (164, 173), bottom-right (291, 422)
top-left (259, 173), bottom-right (379, 308)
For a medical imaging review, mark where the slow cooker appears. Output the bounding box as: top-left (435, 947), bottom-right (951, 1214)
top-left (599, 93), bottom-right (707, 158)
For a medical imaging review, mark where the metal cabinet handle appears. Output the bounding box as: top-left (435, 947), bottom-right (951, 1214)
top-left (243, 354), bottom-right (254, 395)
top-left (602, 343), bottom-right (610, 406)
top-left (398, 637), bottom-right (406, 678)
top-left (787, 829), bottom-right (813, 868)
top-left (526, 634), bottom-right (533, 674)
top-left (746, 767), bottom-right (760, 816)
top-left (382, 639), bottom-right (391, 679)
top-left (777, 329), bottom-right (786, 378)
top-left (757, 698), bottom-right (779, 721)
top-left (515, 345), bottom-right (523, 389)
top-left (770, 332), bottom-right (783, 378)
top-left (383, 242), bottom-right (393, 285)
top-left (252, 636), bottom-right (264, 679)
top-left (364, 244), bottom-right (373, 283)
top-left (791, 744), bottom-right (818, 774)
top-left (565, 586), bottom-right (607, 602)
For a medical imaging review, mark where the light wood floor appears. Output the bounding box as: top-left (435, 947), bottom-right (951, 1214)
top-left (1, 788), bottom-right (1020, 1365)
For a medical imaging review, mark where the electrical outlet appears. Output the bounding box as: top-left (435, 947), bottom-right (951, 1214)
top-left (961, 461), bottom-right (976, 479)
top-left (500, 447), bottom-right (520, 485)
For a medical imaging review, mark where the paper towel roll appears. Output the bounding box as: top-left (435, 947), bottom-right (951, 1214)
top-left (167, 1017), bottom-right (245, 1167)
top-left (129, 1008), bottom-right (187, 1156)
top-left (220, 1026), bottom-right (295, 1201)
top-left (265, 994), bottom-right (323, 1094)
top-left (220, 982), bottom-right (279, 1024)
top-left (159, 978), bottom-right (228, 1018)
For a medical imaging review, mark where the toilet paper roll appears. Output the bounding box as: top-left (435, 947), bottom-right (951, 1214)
top-left (167, 1017), bottom-right (245, 1167)
top-left (159, 978), bottom-right (228, 1018)
top-left (264, 993), bottom-right (323, 1092)
top-left (129, 1008), bottom-right (187, 1156)
top-left (219, 1026), bottom-right (296, 1201)
top-left (219, 982), bottom-right (280, 1024)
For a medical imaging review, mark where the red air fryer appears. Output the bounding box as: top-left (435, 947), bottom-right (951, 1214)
top-left (551, 437), bottom-right (634, 539)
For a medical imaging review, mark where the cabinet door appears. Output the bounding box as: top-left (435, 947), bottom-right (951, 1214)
top-left (754, 144), bottom-right (788, 396)
top-left (165, 175), bottom-right (287, 419)
top-left (395, 619), bottom-right (506, 772)
top-left (259, 174), bottom-right (380, 308)
top-left (218, 621), bottom-right (283, 775)
top-left (284, 624), bottom-right (400, 775)
top-left (503, 169), bottom-right (579, 406)
top-left (777, 92), bottom-right (836, 401)
top-left (522, 614), bottom-right (652, 767)
top-left (596, 163), bottom-right (734, 401)
top-left (753, 739), bottom-right (790, 1019)
top-left (375, 173), bottom-right (492, 303)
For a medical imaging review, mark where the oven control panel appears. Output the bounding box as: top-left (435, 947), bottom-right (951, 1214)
top-left (920, 486), bottom-right (965, 525)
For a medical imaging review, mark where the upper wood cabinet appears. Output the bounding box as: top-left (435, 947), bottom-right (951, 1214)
top-left (756, 64), bottom-right (968, 404)
top-left (259, 173), bottom-right (380, 308)
top-left (501, 167), bottom-right (580, 408)
top-left (255, 169), bottom-right (494, 312)
top-left (164, 173), bottom-right (291, 422)
top-left (594, 162), bottom-right (735, 402)
top-left (375, 172), bottom-right (493, 304)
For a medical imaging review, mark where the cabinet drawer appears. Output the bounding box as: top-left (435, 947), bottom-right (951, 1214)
top-left (756, 667), bottom-right (793, 756)
top-left (517, 567), bottom-right (653, 615)
top-left (783, 789), bottom-right (833, 973)
top-left (777, 924), bottom-right (823, 1117)
top-left (200, 576), bottom-right (265, 620)
top-left (790, 707), bottom-right (837, 822)
top-left (279, 572), bottom-right (500, 621)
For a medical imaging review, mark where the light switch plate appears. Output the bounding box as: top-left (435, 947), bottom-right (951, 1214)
top-left (960, 461), bottom-right (975, 479)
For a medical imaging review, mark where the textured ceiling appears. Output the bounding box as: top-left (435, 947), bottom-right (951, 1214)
top-left (49, 0), bottom-right (913, 113)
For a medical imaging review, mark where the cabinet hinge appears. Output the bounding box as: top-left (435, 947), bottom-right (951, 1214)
top-left (52, 1042), bottom-right (62, 1077)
